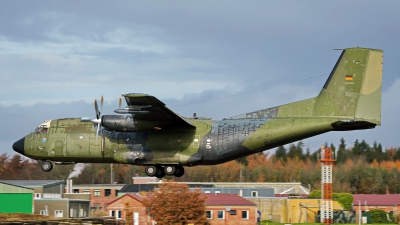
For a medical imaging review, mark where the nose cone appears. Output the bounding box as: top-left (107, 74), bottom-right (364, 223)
top-left (12, 137), bottom-right (25, 155)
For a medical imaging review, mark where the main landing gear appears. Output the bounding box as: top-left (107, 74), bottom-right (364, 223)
top-left (145, 165), bottom-right (184, 178)
top-left (41, 160), bottom-right (53, 172)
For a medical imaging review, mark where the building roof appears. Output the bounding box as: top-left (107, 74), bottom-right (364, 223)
top-left (107, 193), bottom-right (144, 206)
top-left (147, 181), bottom-right (309, 194)
top-left (0, 180), bottom-right (64, 188)
top-left (73, 184), bottom-right (125, 189)
top-left (353, 194), bottom-right (400, 206)
top-left (204, 194), bottom-right (257, 206)
top-left (275, 194), bottom-right (308, 198)
top-left (120, 184), bottom-right (155, 193)
top-left (0, 181), bottom-right (34, 192)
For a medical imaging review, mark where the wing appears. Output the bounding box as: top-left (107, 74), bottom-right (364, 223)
top-left (114, 93), bottom-right (194, 128)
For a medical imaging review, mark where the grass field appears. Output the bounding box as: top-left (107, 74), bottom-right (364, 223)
top-left (0, 213), bottom-right (51, 221)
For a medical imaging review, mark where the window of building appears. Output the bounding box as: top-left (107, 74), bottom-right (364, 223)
top-left (54, 210), bottom-right (63, 218)
top-left (40, 210), bottom-right (48, 216)
top-left (205, 210), bottom-right (212, 219)
top-left (251, 191), bottom-right (258, 197)
top-left (94, 203), bottom-right (101, 209)
top-left (230, 210), bottom-right (237, 215)
top-left (109, 210), bottom-right (115, 217)
top-left (115, 189), bottom-right (119, 196)
top-left (117, 210), bottom-right (122, 219)
top-left (34, 193), bottom-right (41, 199)
top-left (83, 189), bottom-right (90, 194)
top-left (217, 210), bottom-right (224, 219)
top-left (73, 189), bottom-right (79, 193)
top-left (94, 189), bottom-right (101, 197)
top-left (242, 210), bottom-right (249, 219)
top-left (104, 204), bottom-right (108, 211)
top-left (105, 189), bottom-right (111, 196)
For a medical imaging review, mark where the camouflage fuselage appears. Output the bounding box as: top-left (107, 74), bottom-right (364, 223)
top-left (22, 116), bottom-right (370, 166)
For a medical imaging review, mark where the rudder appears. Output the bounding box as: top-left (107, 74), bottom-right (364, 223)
top-left (313, 47), bottom-right (383, 125)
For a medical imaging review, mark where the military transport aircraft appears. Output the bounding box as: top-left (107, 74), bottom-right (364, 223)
top-left (12, 47), bottom-right (383, 178)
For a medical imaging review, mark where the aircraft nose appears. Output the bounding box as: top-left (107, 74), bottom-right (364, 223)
top-left (12, 137), bottom-right (25, 155)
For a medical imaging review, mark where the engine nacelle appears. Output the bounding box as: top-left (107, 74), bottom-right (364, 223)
top-left (101, 115), bottom-right (171, 132)
top-left (101, 115), bottom-right (136, 132)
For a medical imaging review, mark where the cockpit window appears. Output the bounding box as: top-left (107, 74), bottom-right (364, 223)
top-left (34, 120), bottom-right (51, 134)
top-left (35, 126), bottom-right (48, 134)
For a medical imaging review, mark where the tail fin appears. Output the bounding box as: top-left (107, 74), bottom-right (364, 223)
top-left (313, 47), bottom-right (383, 125)
top-left (225, 47), bottom-right (383, 126)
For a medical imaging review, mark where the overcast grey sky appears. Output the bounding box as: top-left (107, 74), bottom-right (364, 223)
top-left (1, 1), bottom-right (399, 155)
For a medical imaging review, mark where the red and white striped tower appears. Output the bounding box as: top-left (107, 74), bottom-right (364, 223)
top-left (320, 146), bottom-right (336, 224)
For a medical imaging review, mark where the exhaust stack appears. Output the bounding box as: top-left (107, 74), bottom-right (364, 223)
top-left (65, 179), bottom-right (73, 194)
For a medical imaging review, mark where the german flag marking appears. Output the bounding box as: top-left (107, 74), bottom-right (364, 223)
top-left (345, 74), bottom-right (354, 81)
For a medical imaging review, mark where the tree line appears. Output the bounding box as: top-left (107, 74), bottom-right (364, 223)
top-left (1, 138), bottom-right (400, 194)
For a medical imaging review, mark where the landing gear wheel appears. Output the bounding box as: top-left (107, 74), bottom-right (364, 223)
top-left (164, 165), bottom-right (176, 176)
top-left (155, 166), bottom-right (165, 178)
top-left (174, 165), bottom-right (185, 177)
top-left (41, 161), bottom-right (53, 172)
top-left (145, 165), bottom-right (157, 176)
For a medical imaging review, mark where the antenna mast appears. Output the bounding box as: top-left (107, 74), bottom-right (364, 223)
top-left (319, 146), bottom-right (336, 224)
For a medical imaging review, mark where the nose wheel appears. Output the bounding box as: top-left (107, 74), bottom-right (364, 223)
top-left (41, 160), bottom-right (53, 172)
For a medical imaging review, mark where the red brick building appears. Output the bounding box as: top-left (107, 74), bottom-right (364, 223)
top-left (205, 194), bottom-right (258, 225)
top-left (353, 194), bottom-right (400, 214)
top-left (71, 184), bottom-right (124, 212)
top-left (107, 193), bottom-right (151, 225)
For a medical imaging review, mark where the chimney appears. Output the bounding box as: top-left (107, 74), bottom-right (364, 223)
top-left (65, 179), bottom-right (73, 194)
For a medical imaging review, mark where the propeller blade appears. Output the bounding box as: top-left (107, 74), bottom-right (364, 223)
top-left (96, 122), bottom-right (100, 140)
top-left (119, 97), bottom-right (122, 109)
top-left (94, 99), bottom-right (100, 119)
top-left (93, 96), bottom-right (104, 140)
top-left (100, 124), bottom-right (103, 139)
top-left (100, 95), bottom-right (104, 116)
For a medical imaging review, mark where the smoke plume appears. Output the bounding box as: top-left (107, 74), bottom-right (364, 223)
top-left (68, 163), bottom-right (86, 179)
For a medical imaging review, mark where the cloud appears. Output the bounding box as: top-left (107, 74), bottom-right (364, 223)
top-left (1, 1), bottom-right (400, 156)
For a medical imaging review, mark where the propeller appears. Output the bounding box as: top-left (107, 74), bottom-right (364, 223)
top-left (90, 96), bottom-right (104, 140)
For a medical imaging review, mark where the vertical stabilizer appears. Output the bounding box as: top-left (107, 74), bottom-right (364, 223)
top-left (313, 48), bottom-right (383, 125)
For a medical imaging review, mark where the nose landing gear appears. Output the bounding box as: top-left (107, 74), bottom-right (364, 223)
top-left (41, 160), bottom-right (53, 172)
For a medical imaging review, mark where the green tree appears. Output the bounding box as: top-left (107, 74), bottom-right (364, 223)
top-left (393, 148), bottom-right (400, 161)
top-left (275, 145), bottom-right (287, 162)
top-left (336, 138), bottom-right (348, 164)
top-left (335, 193), bottom-right (353, 210)
top-left (367, 209), bottom-right (390, 223)
top-left (308, 191), bottom-right (353, 210)
top-left (308, 190), bottom-right (322, 198)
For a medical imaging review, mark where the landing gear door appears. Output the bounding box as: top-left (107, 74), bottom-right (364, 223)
top-left (51, 135), bottom-right (66, 157)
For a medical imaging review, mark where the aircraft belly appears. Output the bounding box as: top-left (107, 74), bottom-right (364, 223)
top-left (242, 117), bottom-right (337, 151)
